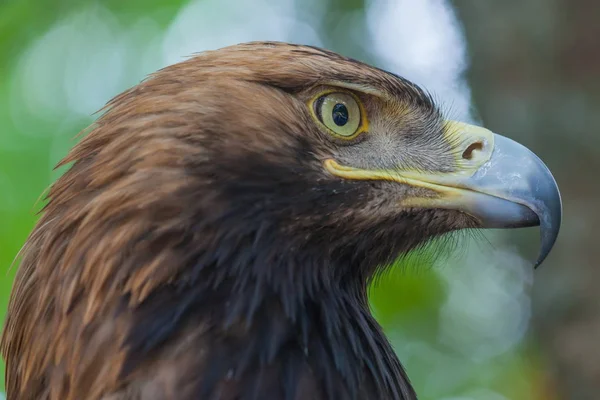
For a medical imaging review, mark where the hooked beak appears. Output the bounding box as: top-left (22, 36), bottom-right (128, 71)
top-left (325, 121), bottom-right (562, 267)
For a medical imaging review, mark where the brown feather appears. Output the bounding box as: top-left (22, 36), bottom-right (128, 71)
top-left (1, 42), bottom-right (461, 400)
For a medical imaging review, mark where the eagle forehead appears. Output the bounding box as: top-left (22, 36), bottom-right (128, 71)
top-left (171, 41), bottom-right (434, 107)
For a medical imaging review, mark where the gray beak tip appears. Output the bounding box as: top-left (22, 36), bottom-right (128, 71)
top-left (459, 133), bottom-right (563, 269)
top-left (533, 172), bottom-right (563, 269)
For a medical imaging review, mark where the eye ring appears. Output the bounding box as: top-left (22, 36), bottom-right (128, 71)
top-left (309, 90), bottom-right (368, 140)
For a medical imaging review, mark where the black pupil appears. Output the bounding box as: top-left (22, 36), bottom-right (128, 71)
top-left (332, 103), bottom-right (349, 126)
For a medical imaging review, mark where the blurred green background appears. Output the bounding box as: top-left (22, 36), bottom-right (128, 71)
top-left (1, 0), bottom-right (597, 399)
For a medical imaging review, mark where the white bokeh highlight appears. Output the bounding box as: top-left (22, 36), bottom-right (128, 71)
top-left (161, 0), bottom-right (322, 65)
top-left (13, 5), bottom-right (126, 123)
top-left (367, 0), bottom-right (473, 122)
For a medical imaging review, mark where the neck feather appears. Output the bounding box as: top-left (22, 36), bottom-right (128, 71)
top-left (122, 242), bottom-right (416, 400)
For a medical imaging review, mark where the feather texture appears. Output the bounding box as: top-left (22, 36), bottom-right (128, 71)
top-left (1, 42), bottom-right (471, 400)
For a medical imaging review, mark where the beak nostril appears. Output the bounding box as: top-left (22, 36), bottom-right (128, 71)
top-left (462, 141), bottom-right (484, 160)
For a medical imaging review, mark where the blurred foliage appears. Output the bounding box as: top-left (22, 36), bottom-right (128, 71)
top-left (0, 0), bottom-right (576, 399)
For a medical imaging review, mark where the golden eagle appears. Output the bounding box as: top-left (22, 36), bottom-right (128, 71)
top-left (1, 42), bottom-right (561, 400)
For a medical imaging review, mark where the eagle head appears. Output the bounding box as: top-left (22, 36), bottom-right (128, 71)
top-left (1, 42), bottom-right (561, 400)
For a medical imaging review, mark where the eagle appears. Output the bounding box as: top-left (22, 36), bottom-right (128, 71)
top-left (1, 42), bottom-right (561, 400)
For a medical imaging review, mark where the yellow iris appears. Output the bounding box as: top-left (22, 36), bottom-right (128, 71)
top-left (311, 91), bottom-right (367, 139)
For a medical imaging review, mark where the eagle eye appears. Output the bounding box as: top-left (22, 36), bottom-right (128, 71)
top-left (311, 91), bottom-right (367, 139)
